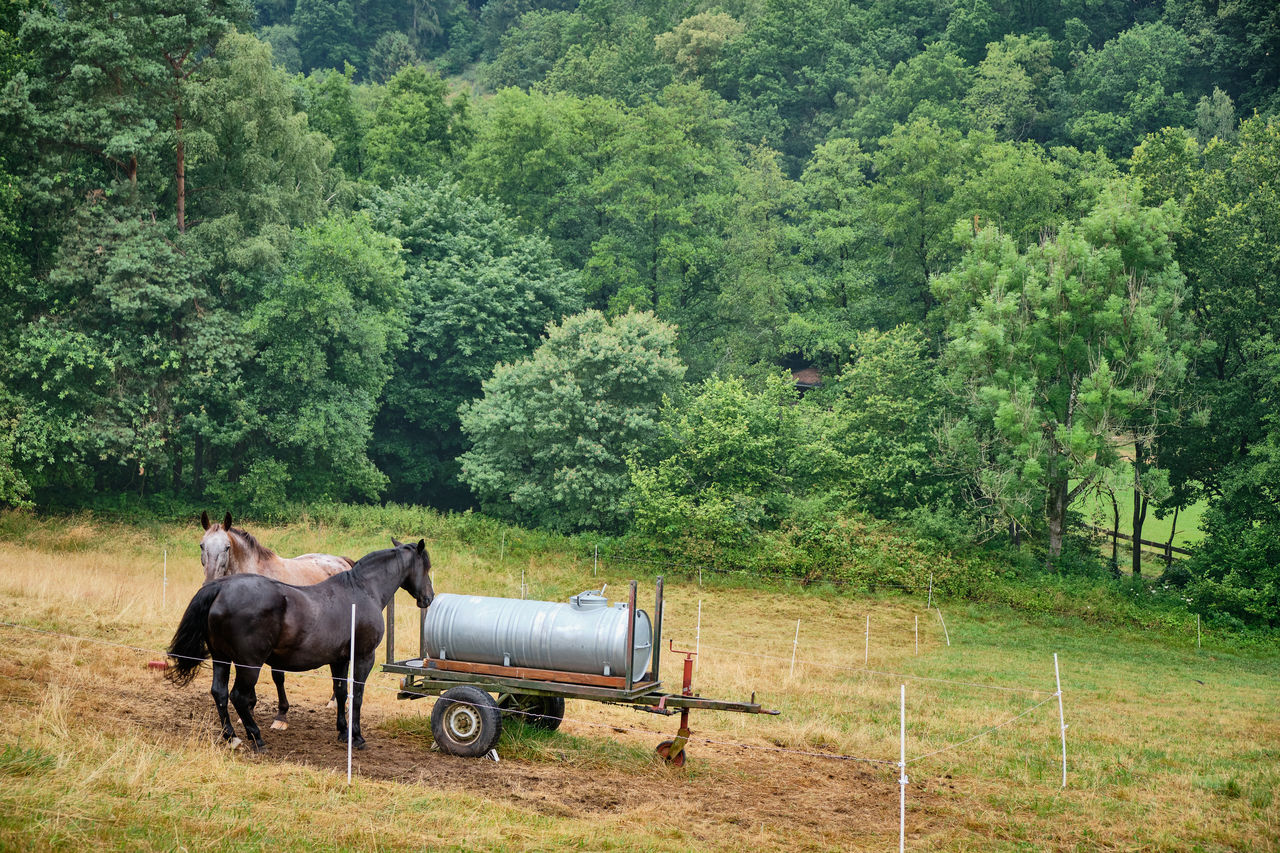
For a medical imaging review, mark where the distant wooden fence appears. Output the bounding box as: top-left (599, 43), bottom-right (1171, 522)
top-left (1084, 524), bottom-right (1193, 560)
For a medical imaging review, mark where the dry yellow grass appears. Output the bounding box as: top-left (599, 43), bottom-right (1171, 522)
top-left (1, 511), bottom-right (1277, 851)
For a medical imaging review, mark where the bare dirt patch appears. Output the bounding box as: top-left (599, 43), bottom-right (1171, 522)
top-left (70, 653), bottom-right (902, 848)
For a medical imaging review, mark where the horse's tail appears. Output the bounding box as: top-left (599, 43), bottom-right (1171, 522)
top-left (165, 583), bottom-right (221, 687)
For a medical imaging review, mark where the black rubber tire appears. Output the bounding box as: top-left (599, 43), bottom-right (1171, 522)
top-left (431, 686), bottom-right (502, 757)
top-left (498, 694), bottom-right (566, 731)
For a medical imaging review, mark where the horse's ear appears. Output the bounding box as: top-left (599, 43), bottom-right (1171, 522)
top-left (223, 512), bottom-right (232, 531)
top-left (391, 537), bottom-right (403, 547)
top-left (201, 511), bottom-right (211, 530)
top-left (416, 539), bottom-right (426, 554)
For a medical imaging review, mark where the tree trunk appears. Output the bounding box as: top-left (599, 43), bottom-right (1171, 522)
top-left (1046, 476), bottom-right (1067, 568)
top-left (1132, 442), bottom-right (1149, 576)
top-left (1109, 489), bottom-right (1120, 575)
top-left (1166, 505), bottom-right (1179, 567)
top-left (176, 110), bottom-right (185, 233)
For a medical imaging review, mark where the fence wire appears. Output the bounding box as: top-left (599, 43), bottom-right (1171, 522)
top-left (0, 619), bottom-right (1062, 770)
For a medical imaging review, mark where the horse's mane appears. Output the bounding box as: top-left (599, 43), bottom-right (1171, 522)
top-left (228, 526), bottom-right (278, 563)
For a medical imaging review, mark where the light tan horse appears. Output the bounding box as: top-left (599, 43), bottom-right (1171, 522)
top-left (199, 511), bottom-right (354, 729)
top-left (200, 511), bottom-right (352, 585)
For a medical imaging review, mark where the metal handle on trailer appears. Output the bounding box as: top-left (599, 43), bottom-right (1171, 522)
top-left (624, 580), bottom-right (637, 691)
top-left (385, 595), bottom-right (395, 663)
top-left (650, 576), bottom-right (664, 682)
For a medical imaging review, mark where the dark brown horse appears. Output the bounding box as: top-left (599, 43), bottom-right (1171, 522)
top-left (199, 511), bottom-right (355, 730)
top-left (166, 539), bottom-right (433, 751)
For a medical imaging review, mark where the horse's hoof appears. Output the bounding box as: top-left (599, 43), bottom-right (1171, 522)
top-left (270, 719), bottom-right (288, 731)
top-left (227, 737), bottom-right (243, 750)
top-left (355, 739), bottom-right (367, 751)
top-left (327, 699), bottom-right (337, 710)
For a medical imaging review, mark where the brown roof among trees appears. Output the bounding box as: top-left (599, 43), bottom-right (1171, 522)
top-left (791, 367), bottom-right (822, 387)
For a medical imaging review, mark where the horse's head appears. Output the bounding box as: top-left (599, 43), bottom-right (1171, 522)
top-left (199, 511), bottom-right (235, 582)
top-left (392, 537), bottom-right (433, 610)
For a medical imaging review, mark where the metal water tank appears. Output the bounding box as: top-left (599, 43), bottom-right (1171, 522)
top-left (421, 589), bottom-right (652, 678)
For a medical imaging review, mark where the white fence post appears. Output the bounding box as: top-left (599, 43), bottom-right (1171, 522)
top-left (789, 619), bottom-right (800, 679)
top-left (1054, 652), bottom-right (1067, 788)
top-left (936, 607), bottom-right (950, 647)
top-left (695, 600), bottom-right (702, 673)
top-left (899, 684), bottom-right (907, 853)
top-left (914, 614), bottom-right (918, 656)
top-left (162, 548), bottom-right (167, 610)
top-left (864, 613), bottom-right (869, 666)
top-left (347, 602), bottom-right (356, 785)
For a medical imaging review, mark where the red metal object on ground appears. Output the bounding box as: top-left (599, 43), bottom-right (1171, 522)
top-left (656, 641), bottom-right (697, 766)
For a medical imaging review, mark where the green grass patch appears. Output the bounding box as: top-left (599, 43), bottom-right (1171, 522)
top-left (1078, 487), bottom-right (1207, 548)
top-left (0, 742), bottom-right (57, 777)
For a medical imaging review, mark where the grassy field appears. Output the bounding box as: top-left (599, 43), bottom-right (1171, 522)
top-left (0, 509), bottom-right (1276, 851)
top-left (1078, 488), bottom-right (1207, 549)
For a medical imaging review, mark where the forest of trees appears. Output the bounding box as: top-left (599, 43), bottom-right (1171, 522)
top-left (0, 0), bottom-right (1277, 625)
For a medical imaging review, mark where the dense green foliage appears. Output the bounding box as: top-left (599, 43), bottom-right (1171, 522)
top-left (1, 0), bottom-right (1278, 625)
top-left (934, 186), bottom-right (1191, 562)
top-left (458, 309), bottom-right (684, 532)
top-left (366, 179), bottom-right (581, 507)
top-left (629, 374), bottom-right (812, 546)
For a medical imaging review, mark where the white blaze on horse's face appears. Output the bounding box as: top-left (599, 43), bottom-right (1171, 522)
top-left (201, 528), bottom-right (232, 582)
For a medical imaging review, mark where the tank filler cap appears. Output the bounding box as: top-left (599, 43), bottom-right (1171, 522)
top-left (571, 589), bottom-right (609, 609)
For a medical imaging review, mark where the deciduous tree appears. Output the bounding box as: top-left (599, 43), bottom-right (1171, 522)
top-left (364, 64), bottom-right (469, 186)
top-left (459, 309), bottom-right (685, 532)
top-left (366, 180), bottom-right (583, 507)
top-left (934, 185), bottom-right (1191, 564)
top-left (224, 214), bottom-right (405, 508)
top-left (629, 374), bottom-right (803, 545)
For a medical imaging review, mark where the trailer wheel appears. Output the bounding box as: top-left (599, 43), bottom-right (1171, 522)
top-left (656, 739), bottom-right (687, 767)
top-left (431, 686), bottom-right (502, 757)
top-left (497, 693), bottom-right (566, 731)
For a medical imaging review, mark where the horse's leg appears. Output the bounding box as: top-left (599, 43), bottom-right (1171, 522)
top-left (348, 651), bottom-right (376, 750)
top-left (330, 662), bottom-right (349, 742)
top-left (210, 660), bottom-right (238, 745)
top-left (229, 664), bottom-right (266, 752)
top-left (269, 667), bottom-right (289, 731)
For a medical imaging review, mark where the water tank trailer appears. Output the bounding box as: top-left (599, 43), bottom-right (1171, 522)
top-left (382, 578), bottom-right (778, 764)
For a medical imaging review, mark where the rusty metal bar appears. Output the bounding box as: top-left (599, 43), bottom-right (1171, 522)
top-left (415, 657), bottom-right (629, 688)
top-left (386, 662), bottom-right (660, 701)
